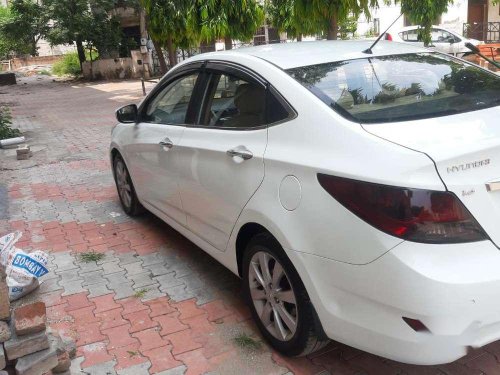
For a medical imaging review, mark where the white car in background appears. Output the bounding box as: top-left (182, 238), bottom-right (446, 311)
top-left (385, 25), bottom-right (481, 56)
top-left (110, 40), bottom-right (500, 365)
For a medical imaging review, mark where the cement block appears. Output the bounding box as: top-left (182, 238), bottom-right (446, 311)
top-left (15, 337), bottom-right (58, 375)
top-left (4, 329), bottom-right (49, 360)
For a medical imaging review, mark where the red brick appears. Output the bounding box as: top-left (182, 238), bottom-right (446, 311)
top-left (174, 348), bottom-right (210, 375)
top-left (142, 345), bottom-right (182, 374)
top-left (167, 329), bottom-right (202, 355)
top-left (273, 352), bottom-right (325, 375)
top-left (173, 299), bottom-right (206, 321)
top-left (91, 294), bottom-right (121, 314)
top-left (154, 312), bottom-right (189, 336)
top-left (123, 309), bottom-right (158, 333)
top-left (200, 300), bottom-right (233, 322)
top-left (102, 324), bottom-right (138, 350)
top-left (110, 342), bottom-right (149, 370)
top-left (96, 308), bottom-right (128, 330)
top-left (64, 292), bottom-right (94, 312)
top-left (76, 322), bottom-right (107, 347)
top-left (132, 327), bottom-right (169, 351)
top-left (48, 321), bottom-right (78, 343)
top-left (182, 314), bottom-right (215, 336)
top-left (79, 341), bottom-right (114, 369)
top-left (118, 297), bottom-right (149, 315)
top-left (14, 301), bottom-right (47, 335)
top-left (466, 353), bottom-right (500, 373)
top-left (46, 303), bottom-right (70, 322)
top-left (145, 297), bottom-right (176, 318)
top-left (69, 306), bottom-right (99, 326)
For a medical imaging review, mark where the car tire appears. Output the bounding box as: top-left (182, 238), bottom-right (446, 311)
top-left (113, 154), bottom-right (144, 216)
top-left (242, 232), bottom-right (329, 356)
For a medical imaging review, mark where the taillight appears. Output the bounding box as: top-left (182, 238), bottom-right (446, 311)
top-left (385, 33), bottom-right (393, 41)
top-left (317, 174), bottom-right (487, 244)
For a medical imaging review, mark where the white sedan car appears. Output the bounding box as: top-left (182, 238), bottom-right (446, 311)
top-left (385, 25), bottom-right (481, 56)
top-left (110, 40), bottom-right (500, 365)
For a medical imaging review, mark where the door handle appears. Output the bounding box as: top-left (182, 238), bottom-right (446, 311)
top-left (159, 137), bottom-right (173, 149)
top-left (226, 146), bottom-right (253, 160)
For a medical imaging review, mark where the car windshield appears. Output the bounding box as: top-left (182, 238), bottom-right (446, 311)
top-left (286, 52), bottom-right (500, 124)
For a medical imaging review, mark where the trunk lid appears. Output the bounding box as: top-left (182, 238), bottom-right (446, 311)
top-left (363, 106), bottom-right (500, 246)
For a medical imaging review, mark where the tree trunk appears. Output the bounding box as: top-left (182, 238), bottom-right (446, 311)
top-left (152, 39), bottom-right (168, 75)
top-left (75, 37), bottom-right (86, 71)
top-left (31, 38), bottom-right (38, 57)
top-left (327, 13), bottom-right (339, 40)
top-left (224, 37), bottom-right (233, 50)
top-left (166, 36), bottom-right (177, 67)
top-left (297, 34), bottom-right (302, 42)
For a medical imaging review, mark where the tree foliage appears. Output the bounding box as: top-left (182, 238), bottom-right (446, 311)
top-left (294, 0), bottom-right (377, 40)
top-left (396, 0), bottom-right (453, 46)
top-left (0, 0), bottom-right (50, 56)
top-left (190, 0), bottom-right (264, 48)
top-left (45, 0), bottom-right (123, 64)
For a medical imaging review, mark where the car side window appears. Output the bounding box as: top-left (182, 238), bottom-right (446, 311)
top-left (432, 29), bottom-right (455, 43)
top-left (200, 73), bottom-right (267, 128)
top-left (143, 73), bottom-right (198, 125)
top-left (400, 30), bottom-right (419, 42)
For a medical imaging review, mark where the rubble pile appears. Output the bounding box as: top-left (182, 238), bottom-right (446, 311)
top-left (0, 265), bottom-right (75, 375)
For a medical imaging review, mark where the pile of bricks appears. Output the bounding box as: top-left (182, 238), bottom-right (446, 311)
top-left (0, 266), bottom-right (75, 375)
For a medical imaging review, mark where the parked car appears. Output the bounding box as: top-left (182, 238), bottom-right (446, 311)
top-left (110, 40), bottom-right (500, 365)
top-left (385, 25), bottom-right (481, 56)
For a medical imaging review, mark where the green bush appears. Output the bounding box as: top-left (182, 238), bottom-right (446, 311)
top-left (0, 107), bottom-right (21, 140)
top-left (52, 52), bottom-right (82, 77)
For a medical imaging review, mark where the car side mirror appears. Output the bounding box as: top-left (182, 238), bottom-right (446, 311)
top-left (116, 104), bottom-right (138, 123)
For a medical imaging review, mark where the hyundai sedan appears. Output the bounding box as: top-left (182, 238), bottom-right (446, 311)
top-left (110, 40), bottom-right (500, 365)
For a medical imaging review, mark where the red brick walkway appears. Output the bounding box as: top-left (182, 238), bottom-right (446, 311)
top-left (0, 76), bottom-right (497, 374)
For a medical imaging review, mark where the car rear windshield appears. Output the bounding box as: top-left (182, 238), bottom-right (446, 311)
top-left (286, 53), bottom-right (500, 124)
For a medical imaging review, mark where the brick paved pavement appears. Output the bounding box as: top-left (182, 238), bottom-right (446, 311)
top-left (0, 76), bottom-right (499, 374)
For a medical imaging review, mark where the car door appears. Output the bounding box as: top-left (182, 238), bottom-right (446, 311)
top-left (175, 63), bottom-right (290, 251)
top-left (124, 67), bottom-right (202, 226)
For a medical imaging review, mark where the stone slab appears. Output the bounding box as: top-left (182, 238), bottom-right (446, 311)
top-left (0, 344), bottom-right (5, 369)
top-left (0, 321), bottom-right (11, 343)
top-left (15, 338), bottom-right (58, 375)
top-left (4, 329), bottom-right (49, 360)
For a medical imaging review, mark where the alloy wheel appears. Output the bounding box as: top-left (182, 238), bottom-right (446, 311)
top-left (115, 159), bottom-right (132, 209)
top-left (248, 251), bottom-right (298, 341)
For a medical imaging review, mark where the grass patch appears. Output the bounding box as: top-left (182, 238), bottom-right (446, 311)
top-left (52, 52), bottom-right (82, 77)
top-left (78, 251), bottom-right (105, 263)
top-left (127, 350), bottom-right (138, 357)
top-left (0, 107), bottom-right (21, 141)
top-left (233, 333), bottom-right (261, 350)
top-left (133, 288), bottom-right (149, 298)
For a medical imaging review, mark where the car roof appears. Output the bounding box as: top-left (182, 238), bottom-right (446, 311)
top-left (190, 40), bottom-right (429, 70)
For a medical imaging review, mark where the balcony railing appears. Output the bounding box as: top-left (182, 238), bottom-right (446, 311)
top-left (463, 22), bottom-right (500, 43)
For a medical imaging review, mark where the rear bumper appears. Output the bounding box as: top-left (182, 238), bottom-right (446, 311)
top-left (288, 240), bottom-right (500, 365)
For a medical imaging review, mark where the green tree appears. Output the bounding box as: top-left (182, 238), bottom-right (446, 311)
top-left (294, 0), bottom-right (377, 40)
top-left (0, 6), bottom-right (31, 59)
top-left (396, 0), bottom-right (452, 46)
top-left (190, 0), bottom-right (264, 50)
top-left (0, 0), bottom-right (50, 56)
top-left (140, 0), bottom-right (195, 73)
top-left (266, 0), bottom-right (317, 40)
top-left (45, 0), bottom-right (124, 66)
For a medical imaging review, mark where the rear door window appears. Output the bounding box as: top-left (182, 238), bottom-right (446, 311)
top-left (287, 53), bottom-right (500, 123)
